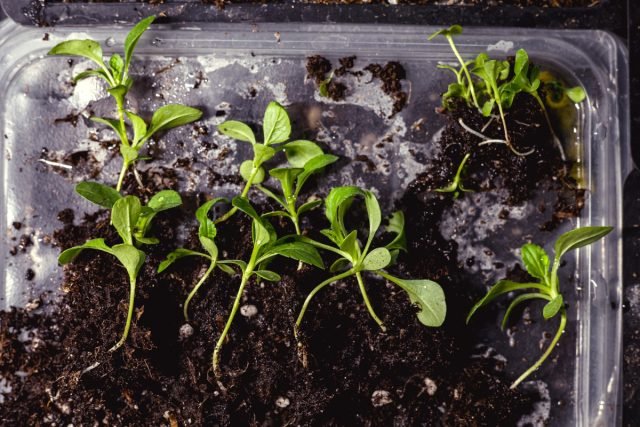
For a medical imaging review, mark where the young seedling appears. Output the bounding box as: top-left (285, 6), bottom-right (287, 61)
top-left (216, 101), bottom-right (312, 224)
top-left (295, 186), bottom-right (446, 338)
top-left (48, 16), bottom-right (202, 191)
top-left (467, 225), bottom-right (613, 389)
top-left (211, 196), bottom-right (324, 377)
top-left (257, 140), bottom-right (338, 235)
top-left (435, 152), bottom-right (472, 197)
top-left (158, 198), bottom-right (236, 322)
top-left (59, 181), bottom-right (182, 351)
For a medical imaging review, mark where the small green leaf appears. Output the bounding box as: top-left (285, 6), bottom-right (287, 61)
top-left (270, 167), bottom-right (303, 197)
top-left (199, 236), bottom-right (218, 260)
top-left (385, 211), bottom-right (407, 252)
top-left (481, 99), bottom-right (495, 116)
top-left (325, 186), bottom-right (362, 237)
top-left (240, 160), bottom-right (265, 184)
top-left (428, 25), bottom-right (462, 41)
top-left (521, 243), bottom-right (549, 281)
top-left (362, 247), bottom-right (391, 271)
top-left (111, 243), bottom-right (146, 280)
top-left (126, 111), bottom-right (148, 146)
top-left (296, 154), bottom-right (339, 195)
top-left (253, 144), bottom-right (277, 164)
top-left (262, 210), bottom-right (291, 219)
top-left (196, 198), bottom-right (226, 240)
top-left (382, 273), bottom-right (446, 327)
top-left (466, 280), bottom-right (546, 324)
top-left (297, 199), bottom-right (322, 216)
top-left (565, 86), bottom-right (586, 103)
top-left (124, 16), bottom-right (155, 74)
top-left (259, 242), bottom-right (324, 269)
top-left (120, 145), bottom-right (139, 163)
top-left (363, 190), bottom-right (382, 250)
top-left (58, 238), bottom-right (113, 265)
top-left (254, 270), bottom-right (281, 282)
top-left (147, 190), bottom-right (182, 212)
top-left (134, 235), bottom-right (159, 245)
top-left (158, 248), bottom-right (208, 273)
top-left (514, 49), bottom-right (529, 76)
top-left (262, 101), bottom-right (291, 145)
top-left (218, 120), bottom-right (256, 145)
top-left (74, 69), bottom-right (111, 84)
top-left (91, 116), bottom-right (126, 142)
top-left (339, 230), bottom-right (360, 261)
top-left (48, 39), bottom-right (106, 69)
top-left (330, 258), bottom-right (351, 273)
top-left (111, 195), bottom-right (142, 246)
top-left (543, 294), bottom-right (564, 319)
top-left (284, 140), bottom-right (324, 168)
top-left (218, 259), bottom-right (247, 273)
top-left (145, 104), bottom-right (203, 139)
top-left (107, 85), bottom-right (128, 100)
top-left (109, 54), bottom-right (125, 81)
top-left (217, 263), bottom-right (237, 276)
top-left (553, 226), bottom-right (613, 262)
top-left (501, 293), bottom-right (548, 330)
top-left (75, 181), bottom-right (122, 208)
top-left (257, 185), bottom-right (287, 208)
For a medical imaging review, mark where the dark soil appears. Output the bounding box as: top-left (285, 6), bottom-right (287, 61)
top-left (0, 91), bottom-right (583, 425)
top-left (48, 0), bottom-right (603, 6)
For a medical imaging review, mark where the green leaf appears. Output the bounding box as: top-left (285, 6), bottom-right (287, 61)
top-left (296, 154), bottom-right (339, 195)
top-left (254, 270), bottom-right (281, 282)
top-left (158, 248), bottom-right (208, 273)
top-left (218, 259), bottom-right (247, 273)
top-left (134, 235), bottom-right (159, 245)
top-left (521, 243), bottom-right (550, 281)
top-left (253, 144), bottom-right (277, 164)
top-left (145, 104), bottom-right (203, 139)
top-left (385, 211), bottom-right (407, 252)
top-left (218, 120), bottom-right (256, 145)
top-left (107, 85), bottom-right (128, 100)
top-left (109, 54), bottom-right (124, 81)
top-left (262, 101), bottom-right (291, 145)
top-left (257, 185), bottom-right (287, 208)
top-left (239, 160), bottom-right (266, 184)
top-left (284, 140), bottom-right (324, 168)
top-left (75, 181), bottom-right (122, 208)
top-left (111, 195), bottom-right (142, 245)
top-left (363, 190), bottom-right (382, 250)
top-left (543, 294), bottom-right (564, 319)
top-left (111, 243), bottom-right (146, 280)
top-left (199, 236), bottom-right (219, 260)
top-left (466, 280), bottom-right (546, 324)
top-left (73, 69), bottom-right (111, 84)
top-left (217, 263), bottom-right (237, 276)
top-left (147, 190), bottom-right (182, 212)
top-left (232, 197), bottom-right (275, 247)
top-left (553, 226), bottom-right (613, 262)
top-left (263, 210), bottom-right (291, 219)
top-left (91, 117), bottom-right (126, 142)
top-left (48, 40), bottom-right (106, 69)
top-left (565, 86), bottom-right (586, 103)
top-left (58, 238), bottom-right (113, 265)
top-left (126, 111), bottom-right (148, 146)
top-left (120, 145), bottom-right (139, 163)
top-left (428, 25), bottom-right (462, 40)
top-left (297, 199), bottom-right (322, 216)
top-left (196, 198), bottom-right (226, 240)
top-left (270, 167), bottom-right (303, 197)
top-left (481, 99), bottom-right (495, 117)
top-left (501, 293), bottom-right (548, 330)
top-left (325, 186), bottom-right (362, 237)
top-left (124, 16), bottom-right (155, 74)
top-left (362, 247), bottom-right (391, 271)
top-left (514, 49), bottom-right (529, 76)
top-left (339, 230), bottom-right (360, 261)
top-left (382, 273), bottom-right (446, 327)
top-left (259, 242), bottom-right (324, 269)
top-left (330, 258), bottom-right (351, 273)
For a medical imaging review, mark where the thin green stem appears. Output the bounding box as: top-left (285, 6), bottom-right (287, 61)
top-left (215, 165), bottom-right (260, 225)
top-left (116, 160), bottom-right (129, 193)
top-left (510, 309), bottom-right (566, 389)
top-left (355, 271), bottom-right (386, 331)
top-left (447, 35), bottom-right (479, 109)
top-left (184, 262), bottom-right (216, 322)
top-left (299, 237), bottom-right (351, 260)
top-left (533, 93), bottom-right (567, 162)
top-left (109, 276), bottom-right (137, 352)
top-left (212, 250), bottom-right (258, 377)
top-left (295, 269), bottom-right (355, 338)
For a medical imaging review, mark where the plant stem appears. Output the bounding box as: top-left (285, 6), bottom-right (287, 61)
top-left (510, 309), bottom-right (566, 389)
top-left (294, 269), bottom-right (355, 338)
top-left (116, 161), bottom-right (129, 193)
top-left (447, 35), bottom-right (479, 109)
top-left (533, 93), bottom-right (567, 162)
top-left (355, 271), bottom-right (386, 331)
top-left (215, 165), bottom-right (261, 225)
top-left (184, 261), bottom-right (216, 322)
top-left (212, 250), bottom-right (258, 377)
top-left (109, 276), bottom-right (137, 352)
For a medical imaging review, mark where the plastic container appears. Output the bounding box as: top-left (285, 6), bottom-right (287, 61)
top-left (0, 20), bottom-right (628, 425)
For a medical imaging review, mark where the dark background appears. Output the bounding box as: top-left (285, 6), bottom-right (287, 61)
top-left (0, 0), bottom-right (637, 424)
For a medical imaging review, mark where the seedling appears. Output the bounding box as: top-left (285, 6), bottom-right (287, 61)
top-left (59, 181), bottom-right (182, 351)
top-left (158, 198), bottom-right (235, 322)
top-left (435, 152), bottom-right (472, 197)
top-left (211, 196), bottom-right (324, 377)
top-left (258, 140), bottom-right (338, 234)
top-left (295, 186), bottom-right (446, 337)
top-left (467, 226), bottom-right (613, 389)
top-left (48, 16), bottom-right (202, 191)
top-left (216, 101), bottom-right (313, 224)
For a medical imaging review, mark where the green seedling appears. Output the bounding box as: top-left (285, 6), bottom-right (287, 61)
top-left (435, 152), bottom-right (472, 197)
top-left (295, 186), bottom-right (446, 337)
top-left (216, 101), bottom-right (328, 225)
top-left (59, 181), bottom-right (182, 351)
top-left (257, 140), bottom-right (338, 234)
top-left (158, 198), bottom-right (235, 322)
top-left (467, 225), bottom-right (613, 389)
top-left (318, 72), bottom-right (334, 98)
top-left (211, 196), bottom-right (324, 377)
top-left (48, 16), bottom-right (202, 191)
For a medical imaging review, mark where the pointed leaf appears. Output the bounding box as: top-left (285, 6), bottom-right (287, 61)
top-left (259, 242), bottom-right (324, 269)
top-left (297, 199), bottom-right (323, 216)
top-left (543, 294), bottom-right (564, 319)
top-left (58, 238), bottom-right (113, 265)
top-left (466, 280), bottom-right (547, 324)
top-left (254, 270), bottom-right (281, 282)
top-left (145, 104), bottom-right (202, 139)
top-left (330, 258), bottom-right (351, 273)
top-left (48, 39), bottom-right (106, 69)
top-left (501, 293), bottom-right (548, 330)
top-left (270, 167), bottom-right (303, 197)
top-left (362, 247), bottom-right (391, 271)
top-left (147, 190), bottom-right (182, 212)
top-left (196, 198), bottom-right (226, 240)
top-left (112, 195), bottom-right (142, 245)
top-left (363, 190), bottom-right (382, 250)
top-left (218, 259), bottom-right (247, 273)
top-left (91, 116), bottom-right (126, 142)
top-left (553, 226), bottom-right (613, 262)
top-left (73, 69), bottom-right (111, 84)
top-left (199, 236), bottom-right (218, 260)
top-left (124, 15), bottom-right (155, 73)
top-left (217, 263), bottom-right (237, 276)
top-left (284, 140), bottom-right (323, 168)
top-left (339, 230), bottom-right (360, 261)
top-left (126, 111), bottom-right (148, 146)
top-left (157, 248), bottom-right (208, 273)
top-left (263, 101), bottom-right (291, 145)
top-left (385, 211), bottom-right (407, 252)
top-left (218, 120), bottom-right (256, 145)
top-left (257, 185), bottom-right (287, 208)
top-left (75, 181), bottom-right (122, 208)
top-left (521, 243), bottom-right (550, 281)
top-left (109, 54), bottom-right (124, 80)
top-left (296, 154), bottom-right (339, 194)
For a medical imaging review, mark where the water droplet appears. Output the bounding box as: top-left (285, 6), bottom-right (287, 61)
top-left (105, 37), bottom-right (115, 47)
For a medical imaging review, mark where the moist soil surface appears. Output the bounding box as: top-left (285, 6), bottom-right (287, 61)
top-left (0, 93), bottom-right (583, 425)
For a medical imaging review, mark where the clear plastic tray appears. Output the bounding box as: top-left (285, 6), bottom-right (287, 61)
top-left (0, 20), bottom-right (629, 425)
